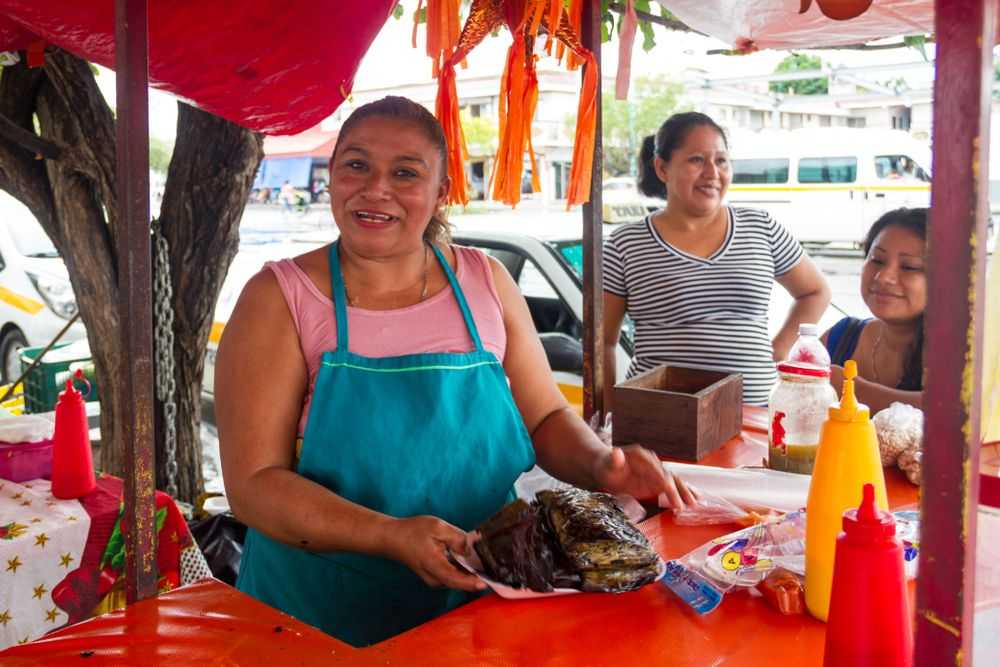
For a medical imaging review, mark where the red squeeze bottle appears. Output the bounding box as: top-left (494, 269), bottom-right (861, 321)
top-left (823, 484), bottom-right (913, 667)
top-left (50, 375), bottom-right (96, 499)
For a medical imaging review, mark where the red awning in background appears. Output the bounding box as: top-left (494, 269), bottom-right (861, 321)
top-left (0, 1), bottom-right (396, 135)
top-left (263, 128), bottom-right (339, 158)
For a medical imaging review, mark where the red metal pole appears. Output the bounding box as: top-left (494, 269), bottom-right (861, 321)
top-left (581, 0), bottom-right (604, 422)
top-left (114, 0), bottom-right (158, 603)
top-left (916, 1), bottom-right (995, 663)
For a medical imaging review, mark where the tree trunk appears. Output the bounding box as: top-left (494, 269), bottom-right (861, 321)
top-left (0, 50), bottom-right (263, 503)
top-left (156, 104), bottom-right (263, 500)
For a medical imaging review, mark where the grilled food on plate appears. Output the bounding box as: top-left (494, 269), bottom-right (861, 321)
top-left (473, 488), bottom-right (662, 593)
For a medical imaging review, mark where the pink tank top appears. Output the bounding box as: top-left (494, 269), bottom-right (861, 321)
top-left (266, 245), bottom-right (507, 435)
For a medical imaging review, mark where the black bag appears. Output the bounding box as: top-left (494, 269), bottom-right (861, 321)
top-left (188, 513), bottom-right (247, 586)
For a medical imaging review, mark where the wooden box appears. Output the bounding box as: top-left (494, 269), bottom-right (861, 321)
top-left (612, 365), bottom-right (743, 461)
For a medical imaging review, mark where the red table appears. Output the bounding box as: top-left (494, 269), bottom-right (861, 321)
top-left (7, 410), bottom-right (996, 666)
top-left (0, 474), bottom-right (208, 651)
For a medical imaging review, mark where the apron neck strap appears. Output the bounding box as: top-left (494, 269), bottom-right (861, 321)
top-left (327, 241), bottom-right (486, 353)
top-left (328, 241), bottom-right (350, 352)
top-left (431, 244), bottom-right (485, 352)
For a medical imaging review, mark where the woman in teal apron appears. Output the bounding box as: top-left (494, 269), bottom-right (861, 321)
top-left (217, 97), bottom-right (692, 647)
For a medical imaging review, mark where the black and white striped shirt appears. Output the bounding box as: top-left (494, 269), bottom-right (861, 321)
top-left (603, 207), bottom-right (804, 406)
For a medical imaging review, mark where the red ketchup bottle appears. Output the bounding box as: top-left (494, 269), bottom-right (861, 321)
top-left (50, 372), bottom-right (96, 499)
top-left (823, 483), bottom-right (913, 667)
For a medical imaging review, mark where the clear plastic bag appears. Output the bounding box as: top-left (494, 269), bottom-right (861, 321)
top-left (661, 510), bottom-right (921, 614)
top-left (662, 462), bottom-right (811, 522)
top-left (0, 412), bottom-right (55, 443)
top-left (661, 511), bottom-right (806, 614)
top-left (668, 490), bottom-right (781, 526)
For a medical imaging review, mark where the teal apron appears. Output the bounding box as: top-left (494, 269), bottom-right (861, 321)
top-left (237, 242), bottom-right (536, 647)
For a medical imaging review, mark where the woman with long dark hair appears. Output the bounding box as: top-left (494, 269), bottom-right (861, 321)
top-left (822, 207), bottom-right (927, 411)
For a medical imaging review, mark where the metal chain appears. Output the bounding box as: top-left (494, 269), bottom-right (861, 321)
top-left (152, 220), bottom-right (179, 499)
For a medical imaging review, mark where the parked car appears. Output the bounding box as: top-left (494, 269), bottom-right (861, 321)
top-left (0, 193), bottom-right (86, 384)
top-left (452, 228), bottom-right (634, 412)
top-left (201, 228), bottom-right (633, 415)
top-left (601, 176), bottom-right (660, 224)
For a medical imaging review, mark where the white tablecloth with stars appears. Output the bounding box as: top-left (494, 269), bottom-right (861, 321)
top-left (0, 478), bottom-right (89, 649)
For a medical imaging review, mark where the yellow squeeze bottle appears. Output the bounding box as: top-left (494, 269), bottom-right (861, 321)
top-left (805, 360), bottom-right (888, 621)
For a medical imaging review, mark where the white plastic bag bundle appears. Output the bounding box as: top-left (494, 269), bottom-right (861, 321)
top-left (0, 412), bottom-right (55, 443)
top-left (873, 402), bottom-right (923, 467)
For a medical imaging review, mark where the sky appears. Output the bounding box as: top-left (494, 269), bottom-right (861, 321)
top-left (98, 1), bottom-right (951, 142)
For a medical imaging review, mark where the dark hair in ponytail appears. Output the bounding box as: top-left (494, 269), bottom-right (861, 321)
top-left (863, 207), bottom-right (929, 391)
top-left (637, 112), bottom-right (728, 199)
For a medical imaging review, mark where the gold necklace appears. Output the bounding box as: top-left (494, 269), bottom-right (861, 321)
top-left (343, 244), bottom-right (429, 308)
top-left (870, 322), bottom-right (884, 385)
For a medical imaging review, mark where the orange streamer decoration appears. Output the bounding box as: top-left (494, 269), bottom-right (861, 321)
top-left (430, 0), bottom-right (597, 208)
top-left (423, 0), bottom-right (462, 75)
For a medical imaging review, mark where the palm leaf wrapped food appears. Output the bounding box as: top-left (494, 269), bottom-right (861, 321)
top-left (473, 488), bottom-right (661, 593)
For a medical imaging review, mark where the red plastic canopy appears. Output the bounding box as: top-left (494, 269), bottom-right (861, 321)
top-left (0, 1), bottom-right (396, 135)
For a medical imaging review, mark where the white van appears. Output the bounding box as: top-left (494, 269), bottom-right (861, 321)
top-left (0, 193), bottom-right (86, 383)
top-left (726, 128), bottom-right (932, 245)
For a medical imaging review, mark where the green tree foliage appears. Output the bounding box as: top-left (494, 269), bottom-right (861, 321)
top-left (461, 109), bottom-right (498, 155)
top-left (769, 53), bottom-right (828, 96)
top-left (149, 137), bottom-right (173, 174)
top-left (599, 75), bottom-right (687, 176)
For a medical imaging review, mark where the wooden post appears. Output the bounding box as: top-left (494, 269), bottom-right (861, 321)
top-left (114, 0), bottom-right (158, 603)
top-left (581, 0), bottom-right (604, 422)
top-left (916, 0), bottom-right (995, 663)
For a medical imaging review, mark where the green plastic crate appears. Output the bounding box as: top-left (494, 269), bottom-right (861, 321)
top-left (19, 343), bottom-right (101, 414)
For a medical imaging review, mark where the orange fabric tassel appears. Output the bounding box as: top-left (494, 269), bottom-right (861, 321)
top-left (425, 0), bottom-right (462, 75)
top-left (436, 61), bottom-right (470, 206)
top-left (434, 0), bottom-right (505, 205)
top-left (551, 10), bottom-right (597, 207)
top-left (491, 0), bottom-right (547, 207)
top-left (543, 0), bottom-right (561, 55)
top-left (565, 51), bottom-right (597, 207)
top-left (559, 0), bottom-right (584, 70)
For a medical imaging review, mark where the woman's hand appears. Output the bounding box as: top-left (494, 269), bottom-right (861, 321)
top-left (380, 516), bottom-right (486, 592)
top-left (592, 445), bottom-right (697, 508)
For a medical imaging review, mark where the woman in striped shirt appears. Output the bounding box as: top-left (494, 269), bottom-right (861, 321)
top-left (602, 112), bottom-right (830, 407)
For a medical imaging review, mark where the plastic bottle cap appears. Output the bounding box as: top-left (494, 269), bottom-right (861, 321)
top-left (777, 361), bottom-right (830, 378)
top-left (798, 323), bottom-right (819, 336)
top-left (59, 379), bottom-right (83, 405)
top-left (828, 359), bottom-right (870, 422)
top-left (842, 483), bottom-right (895, 540)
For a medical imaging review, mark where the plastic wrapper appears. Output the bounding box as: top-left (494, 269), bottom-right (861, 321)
top-left (661, 511), bottom-right (806, 614)
top-left (897, 449), bottom-right (922, 485)
top-left (0, 412), bottom-right (55, 443)
top-left (662, 462), bottom-right (811, 515)
top-left (667, 489), bottom-right (781, 527)
top-left (187, 513), bottom-right (247, 587)
top-left (662, 509), bottom-right (921, 614)
top-left (873, 402), bottom-right (923, 467)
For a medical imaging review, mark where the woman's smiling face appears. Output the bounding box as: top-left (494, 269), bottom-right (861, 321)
top-left (655, 124), bottom-right (731, 218)
top-left (329, 116), bottom-right (448, 257)
top-left (861, 224), bottom-right (927, 324)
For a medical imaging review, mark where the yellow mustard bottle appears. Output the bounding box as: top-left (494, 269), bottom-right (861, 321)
top-left (805, 360), bottom-right (888, 621)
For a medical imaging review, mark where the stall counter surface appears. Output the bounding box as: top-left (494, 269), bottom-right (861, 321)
top-left (0, 408), bottom-right (927, 666)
